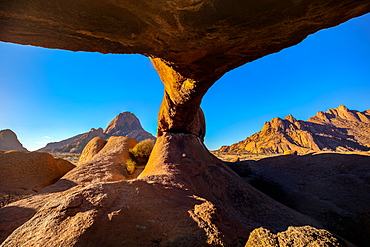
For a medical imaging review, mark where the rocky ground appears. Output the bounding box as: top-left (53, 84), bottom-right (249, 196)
top-left (1, 144), bottom-right (369, 246)
top-left (212, 150), bottom-right (370, 162)
top-left (51, 152), bottom-right (80, 165)
top-left (212, 151), bottom-right (281, 162)
top-left (226, 150), bottom-right (370, 247)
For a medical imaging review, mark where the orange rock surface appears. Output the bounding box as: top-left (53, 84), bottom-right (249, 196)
top-left (0, 150), bottom-right (74, 195)
top-left (0, 133), bottom-right (322, 246)
top-left (246, 226), bottom-right (348, 247)
top-left (1, 1), bottom-right (370, 246)
top-left (78, 137), bottom-right (107, 165)
top-left (220, 105), bottom-right (370, 154)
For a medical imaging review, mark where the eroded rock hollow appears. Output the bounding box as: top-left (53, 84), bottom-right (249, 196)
top-left (1, 0), bottom-right (370, 246)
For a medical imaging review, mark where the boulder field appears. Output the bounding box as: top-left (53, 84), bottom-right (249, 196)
top-left (1, 0), bottom-right (370, 246)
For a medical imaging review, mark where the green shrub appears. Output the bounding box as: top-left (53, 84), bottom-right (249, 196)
top-left (129, 139), bottom-right (155, 167)
top-left (126, 159), bottom-right (137, 175)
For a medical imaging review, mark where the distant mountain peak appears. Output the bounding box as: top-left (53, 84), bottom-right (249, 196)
top-left (89, 128), bottom-right (104, 132)
top-left (38, 112), bottom-right (155, 153)
top-left (104, 111), bottom-right (143, 136)
top-left (284, 114), bottom-right (297, 122)
top-left (219, 105), bottom-right (370, 154)
top-left (311, 105), bottom-right (370, 124)
top-left (0, 129), bottom-right (28, 151)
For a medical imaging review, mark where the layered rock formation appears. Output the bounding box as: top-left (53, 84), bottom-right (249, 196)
top-left (220, 105), bottom-right (370, 154)
top-left (1, 1), bottom-right (370, 246)
top-left (38, 112), bottom-right (154, 153)
top-left (0, 129), bottom-right (27, 151)
top-left (0, 136), bottom-right (137, 243)
top-left (0, 150), bottom-right (75, 195)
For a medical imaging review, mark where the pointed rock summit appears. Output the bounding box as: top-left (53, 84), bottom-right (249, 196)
top-left (104, 112), bottom-right (143, 135)
top-left (220, 105), bottom-right (370, 154)
top-left (103, 112), bottom-right (154, 142)
top-left (0, 129), bottom-right (28, 151)
top-left (311, 104), bottom-right (370, 124)
top-left (38, 112), bottom-right (155, 153)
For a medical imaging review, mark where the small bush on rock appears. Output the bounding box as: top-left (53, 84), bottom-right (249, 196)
top-left (129, 139), bottom-right (155, 167)
top-left (126, 159), bottom-right (137, 175)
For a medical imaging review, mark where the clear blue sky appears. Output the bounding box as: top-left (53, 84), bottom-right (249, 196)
top-left (1, 13), bottom-right (369, 151)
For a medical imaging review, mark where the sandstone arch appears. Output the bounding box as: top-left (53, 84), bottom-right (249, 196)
top-left (1, 1), bottom-right (370, 246)
top-left (1, 1), bottom-right (369, 138)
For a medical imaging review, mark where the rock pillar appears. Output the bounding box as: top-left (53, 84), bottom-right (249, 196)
top-left (151, 58), bottom-right (222, 141)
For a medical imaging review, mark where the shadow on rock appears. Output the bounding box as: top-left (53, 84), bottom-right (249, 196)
top-left (229, 153), bottom-right (370, 246)
top-left (1, 133), bottom-right (327, 246)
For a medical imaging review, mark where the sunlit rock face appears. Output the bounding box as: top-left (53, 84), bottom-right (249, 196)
top-left (38, 112), bottom-right (154, 153)
top-left (220, 105), bottom-right (370, 154)
top-left (245, 226), bottom-right (348, 247)
top-left (0, 129), bottom-right (27, 151)
top-left (0, 133), bottom-right (322, 246)
top-left (0, 150), bottom-right (75, 195)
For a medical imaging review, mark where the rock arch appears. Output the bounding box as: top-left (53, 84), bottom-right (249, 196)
top-left (1, 1), bottom-right (370, 246)
top-left (1, 1), bottom-right (370, 139)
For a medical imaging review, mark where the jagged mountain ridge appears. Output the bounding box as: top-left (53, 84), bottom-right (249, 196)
top-left (0, 129), bottom-right (28, 151)
top-left (38, 112), bottom-right (155, 153)
top-left (219, 105), bottom-right (370, 154)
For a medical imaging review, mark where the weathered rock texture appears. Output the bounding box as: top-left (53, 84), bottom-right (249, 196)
top-left (245, 226), bottom-right (348, 247)
top-left (0, 133), bottom-right (323, 246)
top-left (0, 136), bottom-right (137, 243)
top-left (0, 150), bottom-right (75, 195)
top-left (0, 129), bottom-right (27, 151)
top-left (38, 112), bottom-right (154, 153)
top-left (71, 136), bottom-right (138, 181)
top-left (77, 137), bottom-right (107, 165)
top-left (1, 0), bottom-right (369, 142)
top-left (1, 0), bottom-right (369, 82)
top-left (229, 152), bottom-right (370, 246)
top-left (220, 105), bottom-right (370, 154)
top-left (1, 1), bottom-right (370, 246)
